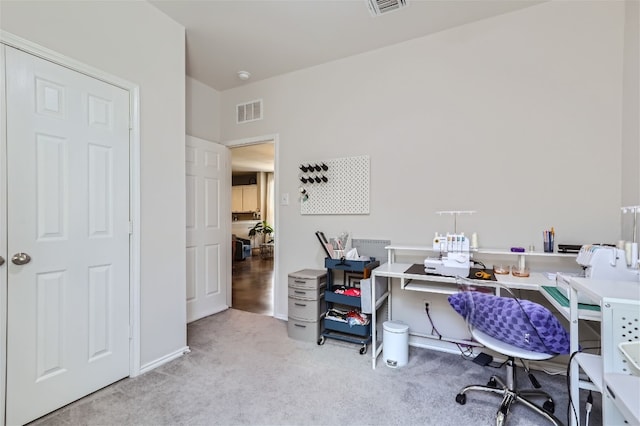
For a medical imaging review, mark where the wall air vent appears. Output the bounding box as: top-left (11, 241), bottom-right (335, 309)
top-left (366, 0), bottom-right (408, 17)
top-left (236, 99), bottom-right (263, 124)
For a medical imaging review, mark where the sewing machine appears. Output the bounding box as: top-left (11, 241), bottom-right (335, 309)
top-left (577, 244), bottom-right (640, 282)
top-left (557, 244), bottom-right (639, 304)
top-left (424, 233), bottom-right (471, 277)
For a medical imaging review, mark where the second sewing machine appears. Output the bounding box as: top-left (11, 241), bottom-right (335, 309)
top-left (424, 233), bottom-right (471, 278)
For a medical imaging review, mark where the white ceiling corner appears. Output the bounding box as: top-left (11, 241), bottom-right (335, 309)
top-left (150, 0), bottom-right (544, 91)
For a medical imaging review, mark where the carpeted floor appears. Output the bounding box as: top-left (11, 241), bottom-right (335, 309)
top-left (31, 308), bottom-right (601, 425)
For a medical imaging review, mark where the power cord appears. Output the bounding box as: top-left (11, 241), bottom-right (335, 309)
top-left (566, 350), bottom-right (580, 426)
top-left (519, 359), bottom-right (541, 388)
top-left (457, 344), bottom-right (476, 360)
top-left (424, 302), bottom-right (442, 339)
top-left (472, 260), bottom-right (486, 269)
top-left (566, 346), bottom-right (600, 426)
top-left (424, 302), bottom-right (478, 360)
top-left (488, 358), bottom-right (508, 369)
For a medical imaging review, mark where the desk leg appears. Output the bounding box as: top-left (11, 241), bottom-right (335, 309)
top-left (569, 286), bottom-right (580, 426)
top-left (371, 274), bottom-right (392, 370)
top-left (371, 271), bottom-right (377, 370)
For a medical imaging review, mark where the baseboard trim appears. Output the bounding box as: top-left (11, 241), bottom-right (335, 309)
top-left (138, 346), bottom-right (190, 375)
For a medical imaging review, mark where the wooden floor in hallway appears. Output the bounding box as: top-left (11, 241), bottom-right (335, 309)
top-left (232, 252), bottom-right (274, 316)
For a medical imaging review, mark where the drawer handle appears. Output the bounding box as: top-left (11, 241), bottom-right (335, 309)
top-left (294, 303), bottom-right (307, 307)
top-left (294, 324), bottom-right (307, 328)
top-left (294, 290), bottom-right (306, 294)
top-left (294, 280), bottom-right (306, 284)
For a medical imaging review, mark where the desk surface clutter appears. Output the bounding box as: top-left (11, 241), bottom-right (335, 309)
top-left (403, 263), bottom-right (497, 281)
top-left (366, 243), bottom-right (639, 425)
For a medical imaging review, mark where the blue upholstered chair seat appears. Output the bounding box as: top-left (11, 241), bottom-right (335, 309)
top-left (448, 279), bottom-right (567, 426)
top-left (448, 291), bottom-right (570, 355)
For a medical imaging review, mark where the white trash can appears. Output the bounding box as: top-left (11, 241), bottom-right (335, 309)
top-left (383, 321), bottom-right (409, 368)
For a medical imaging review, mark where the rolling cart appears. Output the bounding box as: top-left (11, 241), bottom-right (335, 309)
top-left (317, 257), bottom-right (380, 354)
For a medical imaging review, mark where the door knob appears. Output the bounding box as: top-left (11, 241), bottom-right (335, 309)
top-left (0, 256), bottom-right (4, 266)
top-left (11, 252), bottom-right (31, 265)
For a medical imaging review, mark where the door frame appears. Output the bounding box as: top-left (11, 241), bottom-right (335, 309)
top-left (0, 31), bottom-right (142, 425)
top-left (225, 134), bottom-right (280, 317)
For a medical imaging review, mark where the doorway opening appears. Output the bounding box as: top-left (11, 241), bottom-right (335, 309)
top-left (229, 138), bottom-right (275, 316)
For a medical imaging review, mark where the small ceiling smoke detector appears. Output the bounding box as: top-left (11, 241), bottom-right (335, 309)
top-left (237, 70), bottom-right (251, 81)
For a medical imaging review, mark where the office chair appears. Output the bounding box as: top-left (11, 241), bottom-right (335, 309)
top-left (448, 277), bottom-right (569, 426)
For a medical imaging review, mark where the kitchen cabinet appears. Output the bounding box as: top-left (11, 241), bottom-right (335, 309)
top-left (232, 184), bottom-right (258, 212)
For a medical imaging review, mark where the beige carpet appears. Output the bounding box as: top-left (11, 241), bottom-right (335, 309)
top-left (31, 308), bottom-right (600, 425)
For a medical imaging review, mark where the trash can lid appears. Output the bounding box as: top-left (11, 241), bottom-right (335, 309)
top-left (289, 269), bottom-right (326, 279)
top-left (383, 321), bottom-right (409, 333)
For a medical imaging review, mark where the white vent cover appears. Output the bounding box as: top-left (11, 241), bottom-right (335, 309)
top-left (366, 0), bottom-right (408, 16)
top-left (236, 99), bottom-right (263, 124)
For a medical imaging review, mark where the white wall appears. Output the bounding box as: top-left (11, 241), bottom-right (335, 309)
top-left (0, 1), bottom-right (187, 367)
top-left (622, 0), bottom-right (640, 242)
top-left (219, 1), bottom-right (629, 319)
top-left (187, 76), bottom-right (221, 142)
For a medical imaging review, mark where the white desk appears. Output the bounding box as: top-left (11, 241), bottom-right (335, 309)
top-left (370, 245), bottom-right (640, 424)
top-left (604, 373), bottom-right (640, 425)
top-left (565, 277), bottom-right (640, 426)
top-left (370, 244), bottom-right (569, 370)
top-left (541, 274), bottom-right (602, 323)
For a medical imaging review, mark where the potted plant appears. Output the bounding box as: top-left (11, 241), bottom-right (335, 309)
top-left (248, 220), bottom-right (274, 244)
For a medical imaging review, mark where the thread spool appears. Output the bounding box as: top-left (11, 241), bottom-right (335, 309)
top-left (471, 232), bottom-right (478, 249)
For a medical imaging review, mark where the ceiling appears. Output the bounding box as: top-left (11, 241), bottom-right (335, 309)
top-left (152, 0), bottom-right (543, 173)
top-left (231, 143), bottom-right (275, 173)
top-left (150, 0), bottom-right (543, 91)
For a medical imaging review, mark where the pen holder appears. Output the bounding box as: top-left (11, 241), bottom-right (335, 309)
top-left (332, 249), bottom-right (345, 259)
top-left (543, 239), bottom-right (554, 253)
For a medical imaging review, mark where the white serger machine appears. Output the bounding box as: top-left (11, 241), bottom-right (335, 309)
top-left (576, 244), bottom-right (640, 282)
top-left (557, 244), bottom-right (639, 304)
top-left (424, 233), bottom-right (471, 278)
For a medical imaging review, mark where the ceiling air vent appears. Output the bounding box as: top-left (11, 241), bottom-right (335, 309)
top-left (366, 0), bottom-right (408, 17)
top-left (236, 99), bottom-right (263, 124)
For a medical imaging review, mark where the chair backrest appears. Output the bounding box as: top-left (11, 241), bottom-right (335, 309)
top-left (448, 277), bottom-right (571, 355)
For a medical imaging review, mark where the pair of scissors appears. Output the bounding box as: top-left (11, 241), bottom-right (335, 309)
top-left (474, 270), bottom-right (491, 280)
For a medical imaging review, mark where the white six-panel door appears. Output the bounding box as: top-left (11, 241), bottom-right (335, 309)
top-left (186, 135), bottom-right (230, 322)
top-left (5, 46), bottom-right (130, 425)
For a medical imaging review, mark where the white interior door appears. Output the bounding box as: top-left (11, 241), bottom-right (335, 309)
top-left (5, 46), bottom-right (130, 425)
top-left (186, 135), bottom-right (231, 322)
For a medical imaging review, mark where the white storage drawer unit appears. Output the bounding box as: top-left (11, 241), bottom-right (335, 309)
top-left (288, 286), bottom-right (319, 300)
top-left (287, 269), bottom-right (326, 342)
top-left (288, 297), bottom-right (326, 321)
top-left (287, 318), bottom-right (322, 342)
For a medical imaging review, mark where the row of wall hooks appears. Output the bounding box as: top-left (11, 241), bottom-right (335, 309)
top-left (300, 155), bottom-right (369, 215)
top-left (300, 163), bottom-right (329, 172)
top-left (300, 175), bottom-right (328, 183)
